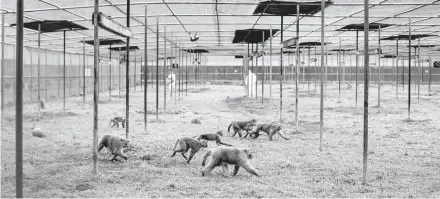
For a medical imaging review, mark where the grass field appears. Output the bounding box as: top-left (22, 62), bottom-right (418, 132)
top-left (1, 82), bottom-right (440, 198)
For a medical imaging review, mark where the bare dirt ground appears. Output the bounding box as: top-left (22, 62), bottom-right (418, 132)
top-left (1, 82), bottom-right (440, 198)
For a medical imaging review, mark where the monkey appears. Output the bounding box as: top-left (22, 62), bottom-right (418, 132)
top-left (109, 116), bottom-right (126, 128)
top-left (244, 123), bottom-right (290, 141)
top-left (201, 146), bottom-right (259, 177)
top-left (98, 134), bottom-right (130, 161)
top-left (171, 137), bottom-right (208, 164)
top-left (193, 131), bottom-right (232, 146)
top-left (227, 119), bottom-right (257, 138)
top-left (39, 98), bottom-right (46, 109)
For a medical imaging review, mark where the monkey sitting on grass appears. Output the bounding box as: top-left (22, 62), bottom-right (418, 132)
top-left (244, 123), bottom-right (290, 141)
top-left (171, 137), bottom-right (208, 164)
top-left (201, 146), bottom-right (259, 177)
top-left (194, 131), bottom-right (232, 146)
top-left (109, 116), bottom-right (126, 128)
top-left (98, 134), bottom-right (130, 161)
top-left (228, 119), bottom-right (257, 138)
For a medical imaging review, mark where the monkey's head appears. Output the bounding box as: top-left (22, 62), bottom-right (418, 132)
top-left (216, 131), bottom-right (224, 136)
top-left (249, 119), bottom-right (257, 124)
top-left (120, 138), bottom-right (130, 147)
top-left (200, 140), bottom-right (208, 148)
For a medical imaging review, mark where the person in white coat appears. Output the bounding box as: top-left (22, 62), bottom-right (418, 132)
top-left (166, 67), bottom-right (176, 92)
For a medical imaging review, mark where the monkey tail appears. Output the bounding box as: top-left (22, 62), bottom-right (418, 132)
top-left (201, 151), bottom-right (212, 166)
top-left (278, 130), bottom-right (290, 140)
top-left (172, 139), bottom-right (180, 151)
top-left (228, 123), bottom-right (232, 133)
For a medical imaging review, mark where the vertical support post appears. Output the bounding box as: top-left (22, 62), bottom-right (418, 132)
top-left (362, 0), bottom-right (370, 185)
top-left (37, 24), bottom-right (41, 117)
top-left (355, 30), bottom-right (359, 106)
top-left (269, 26), bottom-right (272, 100)
top-left (45, 50), bottom-right (47, 100)
top-left (156, 16), bottom-right (159, 120)
top-left (280, 16), bottom-right (283, 121)
top-left (319, 0), bottom-right (325, 152)
top-left (63, 30), bottom-right (66, 111)
top-left (295, 4), bottom-right (300, 132)
top-left (338, 37), bottom-right (341, 102)
top-left (92, 0), bottom-right (99, 175)
top-left (186, 47), bottom-right (188, 95)
top-left (256, 44), bottom-right (258, 99)
top-left (15, 0), bottom-right (24, 196)
top-left (163, 24), bottom-right (167, 112)
top-left (126, 0), bottom-right (130, 139)
top-left (119, 47), bottom-right (121, 97)
top-left (134, 51), bottom-right (137, 92)
top-left (396, 40), bottom-right (399, 99)
top-left (428, 46), bottom-right (432, 93)
top-left (1, 13), bottom-right (4, 127)
top-left (109, 45), bottom-right (112, 101)
top-left (83, 37), bottom-right (86, 109)
top-left (30, 48), bottom-right (33, 102)
top-left (262, 31), bottom-right (265, 104)
top-left (308, 46), bottom-right (311, 93)
top-left (408, 17), bottom-right (411, 119)
top-left (144, 3), bottom-right (148, 133)
top-left (378, 25), bottom-right (381, 108)
top-left (417, 37), bottom-right (420, 100)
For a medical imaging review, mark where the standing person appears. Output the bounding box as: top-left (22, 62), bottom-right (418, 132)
top-left (167, 66), bottom-right (176, 92)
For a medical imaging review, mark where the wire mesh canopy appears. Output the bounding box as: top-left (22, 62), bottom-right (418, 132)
top-left (232, 29), bottom-right (279, 43)
top-left (381, 34), bottom-right (437, 41)
top-left (253, 0), bottom-right (333, 16)
top-left (182, 49), bottom-right (209, 53)
top-left (82, 38), bottom-right (125, 46)
top-left (109, 46), bottom-right (139, 51)
top-left (1, 0), bottom-right (439, 57)
top-left (337, 23), bottom-right (394, 31)
top-left (11, 20), bottom-right (88, 33)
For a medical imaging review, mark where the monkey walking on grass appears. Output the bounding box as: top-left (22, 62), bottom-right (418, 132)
top-left (171, 137), bottom-right (208, 164)
top-left (98, 134), bottom-right (130, 161)
top-left (193, 131), bottom-right (232, 146)
top-left (228, 119), bottom-right (257, 138)
top-left (201, 146), bottom-right (259, 177)
top-left (109, 116), bottom-right (126, 128)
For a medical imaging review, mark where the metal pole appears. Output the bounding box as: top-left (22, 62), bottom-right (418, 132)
top-left (30, 48), bottom-right (33, 102)
top-left (295, 4), bottom-right (300, 132)
top-left (408, 17), bottom-right (411, 119)
top-left (396, 40), bottom-right (399, 99)
top-left (428, 46), bottom-right (432, 93)
top-left (92, 0), bottom-right (99, 175)
top-left (126, 0), bottom-right (130, 139)
top-left (186, 47), bottom-right (188, 95)
top-left (262, 31), bottom-right (265, 104)
top-left (270, 25), bottom-right (272, 100)
top-left (308, 46), bottom-right (311, 93)
top-left (15, 0), bottom-right (24, 196)
top-left (417, 37), bottom-right (420, 100)
top-left (1, 13), bottom-right (4, 127)
top-left (338, 38), bottom-right (341, 102)
top-left (163, 24), bottom-right (167, 112)
top-left (362, 0), bottom-right (369, 185)
top-left (255, 44), bottom-right (258, 98)
top-left (63, 31), bottom-right (66, 111)
top-left (356, 30), bottom-right (359, 106)
top-left (156, 16), bottom-right (159, 120)
top-left (119, 47), bottom-right (121, 97)
top-left (109, 45), bottom-right (112, 101)
top-left (378, 25), bottom-right (381, 108)
top-left (134, 51), bottom-right (137, 92)
top-left (314, 43), bottom-right (317, 92)
top-left (280, 15), bottom-right (283, 121)
top-left (37, 23), bottom-right (41, 117)
top-left (320, 0), bottom-right (325, 152)
top-left (144, 3), bottom-right (148, 133)
top-left (45, 50), bottom-right (47, 100)
top-left (83, 37), bottom-right (86, 109)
